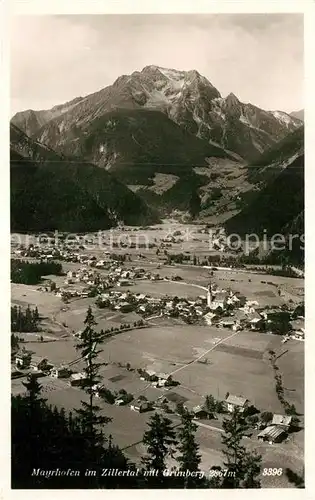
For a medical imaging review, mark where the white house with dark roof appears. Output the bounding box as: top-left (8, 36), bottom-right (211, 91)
top-left (15, 350), bottom-right (31, 369)
top-left (225, 394), bottom-right (249, 413)
top-left (204, 312), bottom-right (219, 326)
top-left (271, 414), bottom-right (292, 429)
top-left (130, 399), bottom-right (151, 413)
top-left (69, 372), bottom-right (88, 387)
top-left (50, 366), bottom-right (70, 379)
top-left (30, 356), bottom-right (49, 371)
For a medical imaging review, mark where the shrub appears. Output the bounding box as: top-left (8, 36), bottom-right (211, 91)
top-left (260, 411), bottom-right (273, 423)
top-left (100, 387), bottom-right (115, 404)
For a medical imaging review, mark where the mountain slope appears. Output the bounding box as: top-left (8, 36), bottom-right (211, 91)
top-left (12, 65), bottom-right (302, 161)
top-left (19, 107), bottom-right (238, 214)
top-left (10, 125), bottom-right (158, 232)
top-left (242, 125), bottom-right (304, 199)
top-left (225, 154), bottom-right (304, 235)
top-left (11, 97), bottom-right (85, 138)
top-left (34, 108), bottom-right (230, 182)
top-left (224, 126), bottom-right (304, 238)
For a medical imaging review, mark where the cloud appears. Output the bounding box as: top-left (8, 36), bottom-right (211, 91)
top-left (10, 14), bottom-right (303, 115)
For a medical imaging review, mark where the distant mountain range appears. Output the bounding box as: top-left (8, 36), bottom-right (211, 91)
top-left (10, 65), bottom-right (304, 240)
top-left (10, 124), bottom-right (158, 232)
top-left (12, 65), bottom-right (302, 164)
top-left (290, 109), bottom-right (304, 121)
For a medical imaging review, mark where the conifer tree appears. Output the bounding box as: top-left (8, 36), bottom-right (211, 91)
top-left (75, 307), bottom-right (111, 462)
top-left (205, 394), bottom-right (216, 414)
top-left (189, 191), bottom-right (201, 219)
top-left (21, 374), bottom-right (47, 469)
top-left (34, 306), bottom-right (40, 323)
top-left (176, 410), bottom-right (202, 487)
top-left (142, 412), bottom-right (178, 486)
top-left (242, 450), bottom-right (262, 488)
top-left (11, 333), bottom-right (19, 352)
top-left (22, 373), bottom-right (47, 409)
top-left (285, 467), bottom-right (305, 488)
top-left (12, 379), bottom-right (132, 488)
top-left (221, 408), bottom-right (262, 488)
top-left (25, 305), bottom-right (33, 330)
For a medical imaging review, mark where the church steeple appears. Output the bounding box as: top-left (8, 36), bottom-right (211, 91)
top-left (207, 282), bottom-right (213, 307)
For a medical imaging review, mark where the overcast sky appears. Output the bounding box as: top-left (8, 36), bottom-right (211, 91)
top-left (10, 14), bottom-right (303, 115)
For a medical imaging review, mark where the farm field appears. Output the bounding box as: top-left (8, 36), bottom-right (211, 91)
top-left (12, 321), bottom-right (304, 489)
top-left (11, 283), bottom-right (63, 314)
top-left (157, 265), bottom-right (211, 285)
top-left (14, 313), bottom-right (304, 417)
top-left (11, 222), bottom-right (305, 488)
top-left (94, 326), bottom-right (303, 414)
top-left (16, 333), bottom-right (78, 365)
top-left (209, 269), bottom-right (304, 306)
top-left (99, 326), bottom-right (231, 373)
top-left (113, 279), bottom-right (207, 298)
top-left (56, 298), bottom-right (144, 333)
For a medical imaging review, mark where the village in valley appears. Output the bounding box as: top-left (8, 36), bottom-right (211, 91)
top-left (10, 222), bottom-right (305, 487)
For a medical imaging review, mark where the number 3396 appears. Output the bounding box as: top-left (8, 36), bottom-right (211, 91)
top-left (262, 468), bottom-right (283, 476)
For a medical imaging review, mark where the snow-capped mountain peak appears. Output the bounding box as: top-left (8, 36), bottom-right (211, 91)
top-left (12, 65), bottom-right (303, 161)
top-left (270, 110), bottom-right (299, 127)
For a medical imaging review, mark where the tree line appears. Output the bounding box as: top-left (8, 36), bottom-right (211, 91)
top-left (11, 259), bottom-right (63, 285)
top-left (11, 305), bottom-right (40, 333)
top-left (165, 250), bottom-right (301, 270)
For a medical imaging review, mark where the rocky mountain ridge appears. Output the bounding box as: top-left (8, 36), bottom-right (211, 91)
top-left (12, 65), bottom-right (302, 161)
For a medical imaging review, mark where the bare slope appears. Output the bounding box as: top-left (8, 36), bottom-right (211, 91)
top-left (10, 124), bottom-right (159, 232)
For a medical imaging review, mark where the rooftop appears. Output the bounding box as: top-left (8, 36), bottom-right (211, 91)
top-left (71, 372), bottom-right (87, 380)
top-left (53, 365), bottom-right (69, 371)
top-left (225, 394), bottom-right (248, 407)
top-left (271, 414), bottom-right (292, 426)
top-left (193, 405), bottom-right (207, 413)
top-left (248, 311), bottom-right (262, 321)
top-left (30, 355), bottom-right (48, 364)
top-left (257, 425), bottom-right (286, 440)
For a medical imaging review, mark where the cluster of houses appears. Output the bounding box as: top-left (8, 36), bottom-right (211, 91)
top-left (12, 242), bottom-right (90, 262)
top-left (13, 349), bottom-right (296, 446)
top-left (14, 351), bottom-right (96, 383)
top-left (137, 369), bottom-right (178, 388)
top-left (93, 283), bottom-right (237, 322)
top-left (12, 240), bottom-right (134, 266)
top-left (93, 279), bottom-right (304, 335)
top-left (129, 389), bottom-right (293, 444)
top-left (96, 289), bottom-right (196, 318)
top-left (15, 351), bottom-right (49, 373)
top-left (94, 287), bottom-right (225, 321)
top-left (257, 414), bottom-right (293, 444)
top-left (223, 395), bottom-right (293, 444)
top-left (14, 350), bottom-right (72, 379)
top-left (203, 284), bottom-right (305, 337)
top-left (37, 260), bottom-right (166, 302)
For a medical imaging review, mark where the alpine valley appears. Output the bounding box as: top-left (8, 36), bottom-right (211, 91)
top-left (11, 65), bottom-right (304, 245)
top-left (10, 59), bottom-right (305, 491)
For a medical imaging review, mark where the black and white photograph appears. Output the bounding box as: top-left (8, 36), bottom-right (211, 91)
top-left (8, 4), bottom-right (307, 491)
